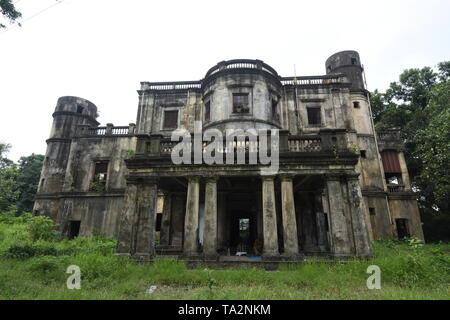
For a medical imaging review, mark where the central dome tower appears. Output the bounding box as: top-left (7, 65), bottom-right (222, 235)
top-left (201, 59), bottom-right (283, 132)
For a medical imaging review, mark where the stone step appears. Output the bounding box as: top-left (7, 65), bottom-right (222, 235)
top-left (155, 247), bottom-right (183, 255)
top-left (155, 255), bottom-right (180, 260)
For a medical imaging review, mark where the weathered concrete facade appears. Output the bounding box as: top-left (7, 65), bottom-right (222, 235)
top-left (34, 51), bottom-right (424, 261)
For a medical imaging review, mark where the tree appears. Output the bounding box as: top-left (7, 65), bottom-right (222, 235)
top-left (414, 81), bottom-right (450, 212)
top-left (0, 0), bottom-right (21, 28)
top-left (16, 154), bottom-right (44, 213)
top-left (0, 143), bottom-right (19, 212)
top-left (371, 61), bottom-right (450, 242)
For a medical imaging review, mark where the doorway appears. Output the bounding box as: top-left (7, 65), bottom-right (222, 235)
top-left (69, 220), bottom-right (81, 239)
top-left (395, 218), bottom-right (410, 239)
top-left (230, 215), bottom-right (255, 255)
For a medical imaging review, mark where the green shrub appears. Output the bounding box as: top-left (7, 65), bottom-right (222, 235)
top-left (4, 243), bottom-right (58, 259)
top-left (27, 216), bottom-right (59, 241)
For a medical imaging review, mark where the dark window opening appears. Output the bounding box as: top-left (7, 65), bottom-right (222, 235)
top-left (233, 93), bottom-right (249, 113)
top-left (307, 107), bottom-right (321, 125)
top-left (324, 213), bottom-right (329, 232)
top-left (369, 208), bottom-right (376, 216)
top-left (271, 98), bottom-right (279, 120)
top-left (93, 161), bottom-right (108, 185)
top-left (33, 210), bottom-right (39, 217)
top-left (327, 65), bottom-right (332, 72)
top-left (77, 105), bottom-right (84, 114)
top-left (353, 101), bottom-right (360, 108)
top-left (351, 57), bottom-right (358, 65)
top-left (360, 150), bottom-right (367, 158)
top-left (163, 110), bottom-right (178, 129)
top-left (69, 221), bottom-right (81, 239)
top-left (204, 101), bottom-right (210, 121)
top-left (396, 219), bottom-right (410, 239)
top-left (155, 213), bottom-right (162, 232)
top-left (385, 173), bottom-right (402, 185)
top-left (40, 179), bottom-right (45, 188)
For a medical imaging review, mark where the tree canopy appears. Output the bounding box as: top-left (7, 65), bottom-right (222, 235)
top-left (371, 62), bottom-right (450, 242)
top-left (0, 0), bottom-right (21, 28)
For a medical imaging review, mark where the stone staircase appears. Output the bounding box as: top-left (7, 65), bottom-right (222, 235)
top-left (155, 245), bottom-right (183, 259)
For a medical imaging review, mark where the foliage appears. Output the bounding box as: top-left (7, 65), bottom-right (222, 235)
top-left (27, 215), bottom-right (60, 241)
top-left (413, 81), bottom-right (450, 210)
top-left (0, 215), bottom-right (449, 299)
top-left (0, 0), bottom-right (21, 28)
top-left (371, 61), bottom-right (450, 242)
top-left (16, 154), bottom-right (44, 213)
top-left (0, 143), bottom-right (19, 212)
top-left (89, 174), bottom-right (106, 192)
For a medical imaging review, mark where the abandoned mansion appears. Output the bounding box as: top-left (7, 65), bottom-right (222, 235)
top-left (34, 51), bottom-right (424, 260)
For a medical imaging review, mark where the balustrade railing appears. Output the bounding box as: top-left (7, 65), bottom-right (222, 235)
top-left (159, 136), bottom-right (322, 155)
top-left (288, 136), bottom-right (322, 152)
top-left (377, 130), bottom-right (401, 142)
top-left (387, 184), bottom-right (406, 193)
top-left (280, 74), bottom-right (346, 86)
top-left (77, 124), bottom-right (135, 137)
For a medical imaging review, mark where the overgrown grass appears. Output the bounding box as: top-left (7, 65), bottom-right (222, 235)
top-left (0, 215), bottom-right (449, 300)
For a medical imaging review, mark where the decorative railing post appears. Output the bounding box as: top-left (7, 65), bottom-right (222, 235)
top-left (106, 123), bottom-right (114, 136)
top-left (128, 123), bottom-right (136, 135)
top-left (149, 134), bottom-right (163, 156)
top-left (135, 134), bottom-right (150, 156)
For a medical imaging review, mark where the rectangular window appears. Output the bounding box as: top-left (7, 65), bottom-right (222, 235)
top-left (233, 93), bottom-right (249, 113)
top-left (360, 150), bottom-right (367, 158)
top-left (204, 101), bottom-right (210, 121)
top-left (163, 110), bottom-right (178, 129)
top-left (271, 99), bottom-right (279, 120)
top-left (307, 107), bottom-right (321, 125)
top-left (369, 208), bottom-right (376, 216)
top-left (93, 161), bottom-right (108, 184)
top-left (353, 101), bottom-right (360, 108)
top-left (385, 173), bottom-right (403, 185)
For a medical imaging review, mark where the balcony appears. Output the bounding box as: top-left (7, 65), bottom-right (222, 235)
top-left (387, 184), bottom-right (406, 193)
top-left (76, 123), bottom-right (136, 137)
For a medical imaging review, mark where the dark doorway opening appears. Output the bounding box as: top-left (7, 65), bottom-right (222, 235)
top-left (396, 218), bottom-right (410, 239)
top-left (230, 214), bottom-right (256, 255)
top-left (69, 221), bottom-right (81, 239)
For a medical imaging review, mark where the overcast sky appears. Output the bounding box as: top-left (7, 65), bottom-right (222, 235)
top-left (1, 0), bottom-right (449, 161)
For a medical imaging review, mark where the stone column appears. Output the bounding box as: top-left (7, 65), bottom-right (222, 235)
top-left (117, 183), bottom-right (138, 255)
top-left (203, 177), bottom-right (218, 259)
top-left (217, 192), bottom-right (228, 252)
top-left (183, 176), bottom-right (200, 256)
top-left (261, 176), bottom-right (279, 258)
top-left (346, 174), bottom-right (372, 257)
top-left (280, 176), bottom-right (299, 256)
top-left (170, 193), bottom-right (185, 247)
top-left (134, 179), bottom-right (159, 259)
top-left (326, 174), bottom-right (352, 256)
top-left (160, 193), bottom-right (172, 246)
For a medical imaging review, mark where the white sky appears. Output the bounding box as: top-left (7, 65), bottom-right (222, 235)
top-left (1, 0), bottom-right (449, 161)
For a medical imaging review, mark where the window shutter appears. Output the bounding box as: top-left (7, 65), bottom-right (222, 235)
top-left (381, 151), bottom-right (401, 173)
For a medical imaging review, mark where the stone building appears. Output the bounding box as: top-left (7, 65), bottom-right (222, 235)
top-left (34, 51), bottom-right (424, 261)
